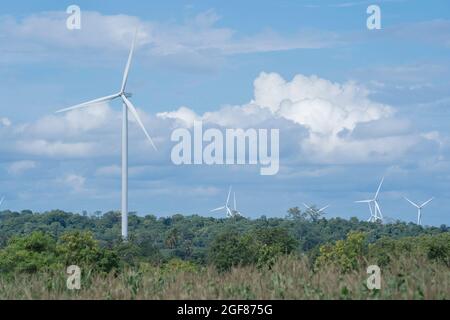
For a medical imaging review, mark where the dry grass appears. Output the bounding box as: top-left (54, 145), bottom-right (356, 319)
top-left (0, 256), bottom-right (448, 300)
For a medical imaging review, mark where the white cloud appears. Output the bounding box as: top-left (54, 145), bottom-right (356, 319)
top-left (0, 10), bottom-right (339, 66)
top-left (0, 117), bottom-right (11, 127)
top-left (157, 106), bottom-right (200, 128)
top-left (7, 160), bottom-right (37, 175)
top-left (15, 139), bottom-right (97, 158)
top-left (0, 72), bottom-right (438, 168)
top-left (163, 72), bottom-right (402, 163)
top-left (63, 174), bottom-right (86, 192)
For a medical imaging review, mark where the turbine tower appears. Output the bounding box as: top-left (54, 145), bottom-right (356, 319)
top-left (404, 197), bottom-right (434, 225)
top-left (231, 191), bottom-right (243, 217)
top-left (56, 29), bottom-right (157, 240)
top-left (355, 177), bottom-right (384, 223)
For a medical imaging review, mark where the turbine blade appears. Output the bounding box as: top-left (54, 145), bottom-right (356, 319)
top-left (0, 196), bottom-right (4, 206)
top-left (355, 200), bottom-right (372, 203)
top-left (375, 201), bottom-right (383, 219)
top-left (303, 203), bottom-right (312, 210)
top-left (375, 176), bottom-right (384, 199)
top-left (121, 29), bottom-right (138, 93)
top-left (210, 206), bottom-right (225, 212)
top-left (421, 198), bottom-right (434, 208)
top-left (404, 197), bottom-right (419, 208)
top-left (56, 93), bottom-right (120, 113)
top-left (319, 205), bottom-right (330, 212)
top-left (233, 192), bottom-right (236, 210)
top-left (121, 95), bottom-right (157, 151)
top-left (226, 186), bottom-right (231, 206)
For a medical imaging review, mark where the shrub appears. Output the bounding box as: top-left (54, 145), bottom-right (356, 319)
top-left (208, 227), bottom-right (298, 271)
top-left (315, 231), bottom-right (366, 272)
top-left (57, 231), bottom-right (120, 273)
top-left (0, 232), bottom-right (59, 273)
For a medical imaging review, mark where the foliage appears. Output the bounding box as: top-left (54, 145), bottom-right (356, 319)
top-left (57, 231), bottom-right (120, 273)
top-left (208, 227), bottom-right (298, 271)
top-left (0, 232), bottom-right (59, 273)
top-left (315, 231), bottom-right (367, 272)
top-left (368, 233), bottom-right (450, 267)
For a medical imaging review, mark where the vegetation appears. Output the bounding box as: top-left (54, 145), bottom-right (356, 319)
top-left (0, 208), bottom-right (449, 299)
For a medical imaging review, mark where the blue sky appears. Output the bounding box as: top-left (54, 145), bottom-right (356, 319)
top-left (1, 0), bottom-right (450, 225)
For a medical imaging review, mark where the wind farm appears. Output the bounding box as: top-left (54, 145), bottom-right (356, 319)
top-left (0, 1), bottom-right (449, 302)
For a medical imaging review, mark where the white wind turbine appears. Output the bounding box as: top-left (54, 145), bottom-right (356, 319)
top-left (404, 197), bottom-right (434, 226)
top-left (56, 29), bottom-right (157, 240)
top-left (355, 177), bottom-right (384, 223)
top-left (303, 203), bottom-right (329, 216)
top-left (231, 191), bottom-right (243, 217)
top-left (210, 186), bottom-right (237, 218)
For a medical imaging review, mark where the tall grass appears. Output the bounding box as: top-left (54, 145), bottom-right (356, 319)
top-left (0, 255), bottom-right (448, 299)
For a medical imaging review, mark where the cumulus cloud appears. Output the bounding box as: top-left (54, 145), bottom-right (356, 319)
top-left (159, 72), bottom-right (408, 163)
top-left (157, 106), bottom-right (200, 128)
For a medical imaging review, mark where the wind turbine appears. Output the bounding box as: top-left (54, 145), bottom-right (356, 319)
top-left (0, 196), bottom-right (4, 207)
top-left (210, 186), bottom-right (233, 217)
top-left (56, 29), bottom-right (157, 240)
top-left (303, 203), bottom-right (330, 214)
top-left (355, 177), bottom-right (384, 223)
top-left (404, 197), bottom-right (434, 225)
top-left (231, 191), bottom-right (243, 217)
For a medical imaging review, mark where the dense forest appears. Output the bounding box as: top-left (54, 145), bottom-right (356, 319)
top-left (0, 207), bottom-right (448, 267)
top-left (0, 208), bottom-right (449, 299)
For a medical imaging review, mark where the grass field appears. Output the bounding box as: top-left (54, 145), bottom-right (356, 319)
top-left (1, 255), bottom-right (448, 300)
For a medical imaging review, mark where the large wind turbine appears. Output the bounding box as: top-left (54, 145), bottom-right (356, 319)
top-left (404, 197), bottom-right (433, 225)
top-left (56, 29), bottom-right (157, 240)
top-left (355, 177), bottom-right (384, 223)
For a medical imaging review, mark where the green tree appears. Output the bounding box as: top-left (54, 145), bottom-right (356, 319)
top-left (0, 232), bottom-right (59, 273)
top-left (57, 231), bottom-right (119, 273)
top-left (315, 231), bottom-right (367, 272)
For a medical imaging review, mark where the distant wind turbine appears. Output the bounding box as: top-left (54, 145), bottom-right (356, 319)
top-left (210, 186), bottom-right (242, 218)
top-left (303, 203), bottom-right (330, 214)
top-left (0, 196), bottom-right (4, 207)
top-left (210, 186), bottom-right (233, 217)
top-left (231, 191), bottom-right (243, 217)
top-left (355, 177), bottom-right (384, 223)
top-left (404, 197), bottom-right (434, 225)
top-left (56, 29), bottom-right (157, 240)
